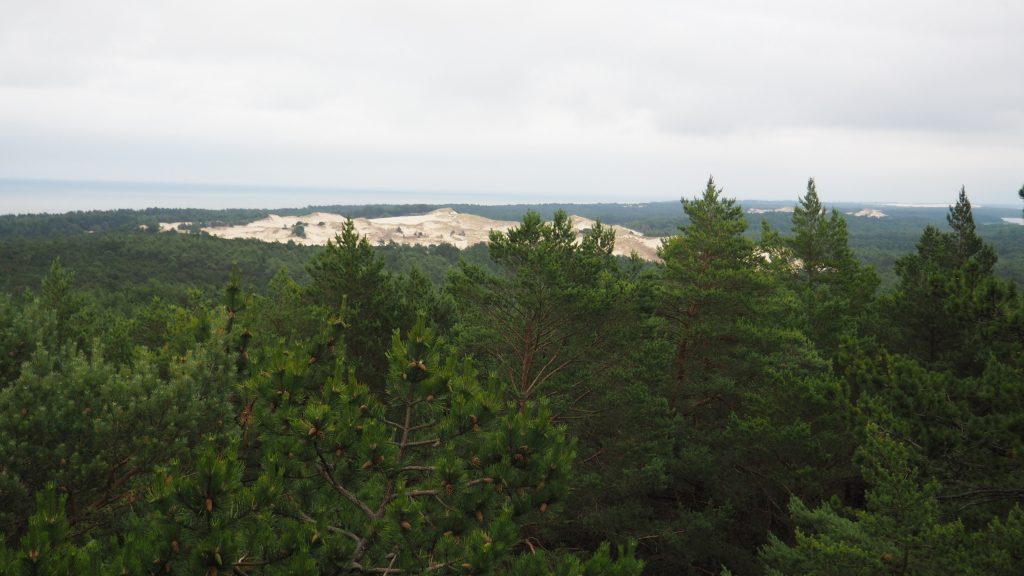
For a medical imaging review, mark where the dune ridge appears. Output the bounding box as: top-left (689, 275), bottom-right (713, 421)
top-left (161, 208), bottom-right (664, 261)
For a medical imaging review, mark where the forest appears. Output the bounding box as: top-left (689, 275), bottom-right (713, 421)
top-left (0, 179), bottom-right (1022, 575)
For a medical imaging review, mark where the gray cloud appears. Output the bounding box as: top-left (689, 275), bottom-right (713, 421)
top-left (0, 0), bottom-right (1022, 206)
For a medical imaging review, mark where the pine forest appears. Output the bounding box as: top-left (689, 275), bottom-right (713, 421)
top-left (1, 179), bottom-right (1023, 576)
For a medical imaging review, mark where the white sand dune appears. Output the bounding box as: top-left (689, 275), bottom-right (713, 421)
top-left (746, 207), bottom-right (795, 214)
top-left (845, 208), bottom-right (887, 218)
top-left (161, 208), bottom-right (664, 261)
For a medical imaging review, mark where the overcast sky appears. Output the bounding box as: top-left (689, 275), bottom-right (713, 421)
top-left (1, 0), bottom-right (1022, 209)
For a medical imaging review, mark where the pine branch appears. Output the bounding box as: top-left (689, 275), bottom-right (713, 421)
top-left (315, 448), bottom-right (377, 520)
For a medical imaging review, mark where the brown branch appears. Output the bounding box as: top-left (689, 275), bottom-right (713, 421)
top-left (402, 438), bottom-right (440, 448)
top-left (524, 355), bottom-right (575, 398)
top-left (399, 466), bottom-right (435, 473)
top-left (383, 418), bottom-right (406, 430)
top-left (315, 449), bottom-right (377, 520)
top-left (350, 562), bottom-right (403, 574)
top-left (938, 488), bottom-right (1024, 501)
top-left (293, 509), bottom-right (362, 545)
top-left (403, 490), bottom-right (439, 498)
top-left (408, 421), bottom-right (437, 432)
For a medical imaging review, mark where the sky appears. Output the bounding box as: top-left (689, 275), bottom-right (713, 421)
top-left (1, 0), bottom-right (1023, 211)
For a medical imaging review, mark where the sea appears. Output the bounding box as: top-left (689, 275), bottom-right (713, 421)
top-left (0, 179), bottom-right (520, 215)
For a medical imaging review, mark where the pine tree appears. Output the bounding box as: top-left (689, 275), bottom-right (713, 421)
top-left (784, 178), bottom-right (878, 352)
top-left (948, 187), bottom-right (981, 263)
top-left (305, 219), bottom-right (406, 389)
top-left (657, 177), bottom-right (852, 574)
top-left (118, 441), bottom-right (307, 575)
top-left (0, 484), bottom-right (102, 575)
top-left (886, 187), bottom-right (1010, 374)
top-left (448, 210), bottom-right (627, 410)
top-left (761, 423), bottom-right (1024, 576)
top-left (659, 176), bottom-right (765, 412)
top-left (450, 210), bottom-right (672, 566)
top-left (0, 299), bottom-right (642, 575)
top-left (840, 334), bottom-right (1024, 530)
top-left (0, 282), bottom-right (239, 548)
top-left (789, 178), bottom-right (828, 284)
top-left (945, 186), bottom-right (996, 281)
top-left (38, 258), bottom-right (93, 351)
top-left (235, 315), bottom-right (639, 574)
top-left (40, 259), bottom-right (76, 325)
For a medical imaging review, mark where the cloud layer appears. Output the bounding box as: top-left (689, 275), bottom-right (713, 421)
top-left (1, 0), bottom-right (1022, 205)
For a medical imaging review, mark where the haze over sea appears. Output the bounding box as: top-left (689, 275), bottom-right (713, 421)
top-left (0, 179), bottom-right (558, 215)
top-left (3, 178), bottom-right (1021, 218)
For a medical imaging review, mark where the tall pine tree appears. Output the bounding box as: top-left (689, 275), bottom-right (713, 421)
top-left (657, 178), bottom-right (851, 575)
top-left (784, 178), bottom-right (878, 353)
top-left (885, 187), bottom-right (1009, 374)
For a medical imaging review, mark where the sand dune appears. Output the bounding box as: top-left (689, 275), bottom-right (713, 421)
top-left (746, 207), bottom-right (795, 214)
top-left (162, 208), bottom-right (664, 261)
top-left (845, 208), bottom-right (887, 218)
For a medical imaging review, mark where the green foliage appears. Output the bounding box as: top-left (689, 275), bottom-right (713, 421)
top-left (771, 185), bottom-right (1024, 576)
top-left (882, 187), bottom-right (1019, 375)
top-left (660, 177), bottom-right (793, 415)
top-left (397, 267), bottom-right (457, 335)
top-left (231, 313), bottom-right (638, 573)
top-left (105, 441), bottom-right (313, 575)
top-left (449, 210), bottom-right (627, 405)
top-left (3, 182), bottom-right (1024, 575)
top-left (840, 342), bottom-right (1024, 530)
top-left (0, 314), bottom-right (237, 544)
top-left (656, 178), bottom-right (855, 575)
top-left (0, 233), bottom-right (313, 312)
top-left (0, 485), bottom-right (102, 575)
top-left (305, 220), bottom-right (409, 387)
top-left (0, 247), bottom-right (640, 575)
top-left (762, 424), bottom-right (1024, 576)
top-left (778, 179), bottom-right (879, 352)
top-left (448, 210), bottom-right (673, 568)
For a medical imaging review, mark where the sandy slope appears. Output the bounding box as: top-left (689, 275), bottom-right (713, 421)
top-left (162, 208), bottom-right (664, 261)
